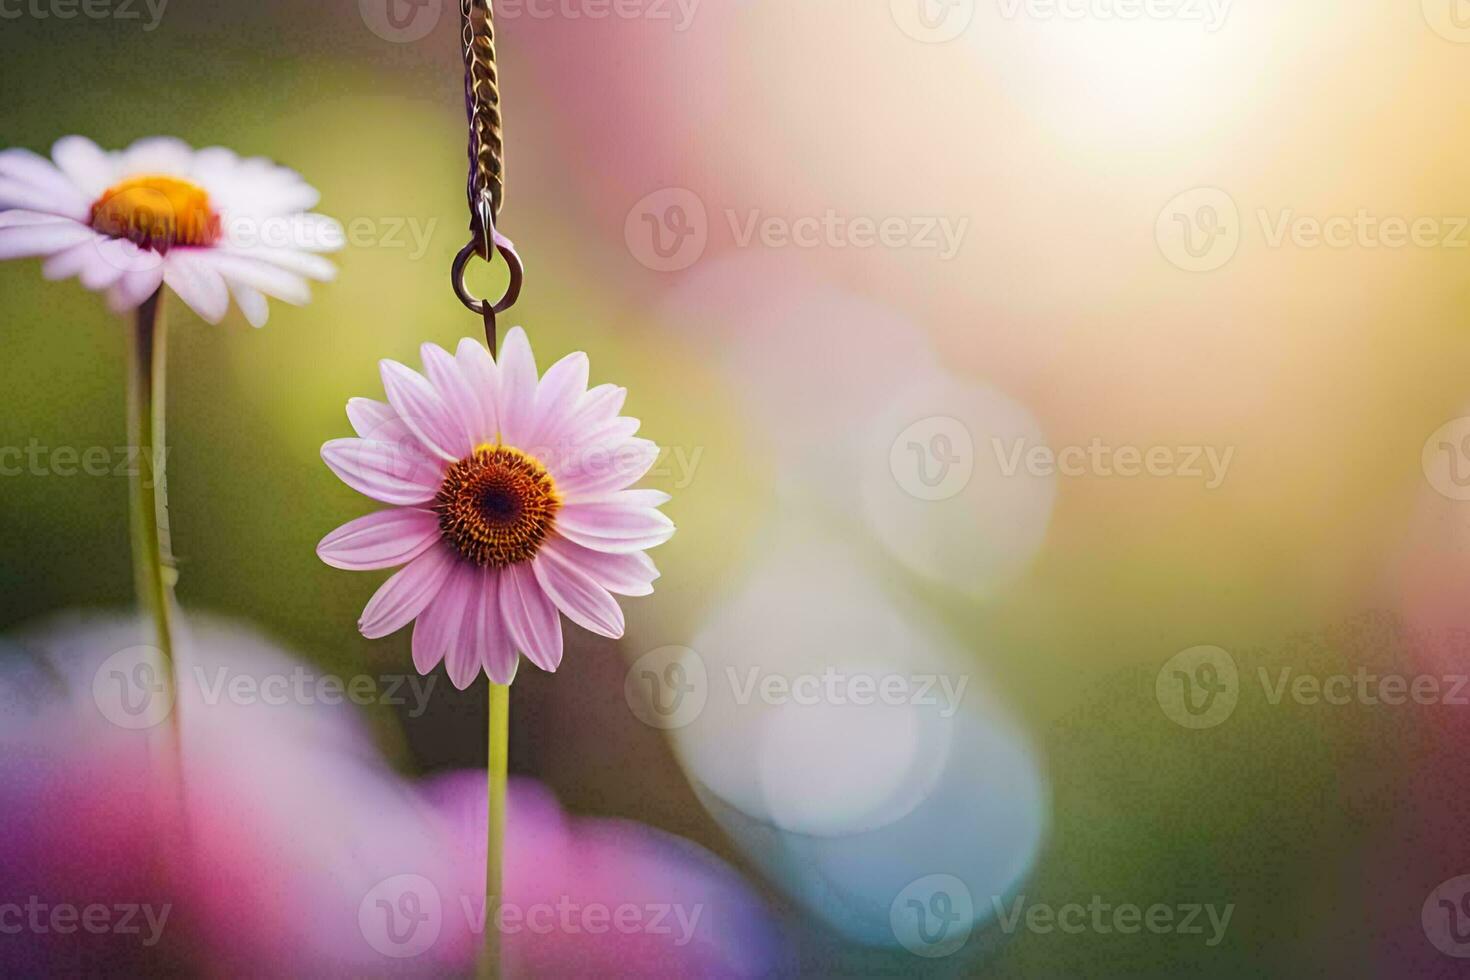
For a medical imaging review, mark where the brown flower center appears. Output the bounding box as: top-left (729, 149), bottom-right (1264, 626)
top-left (436, 445), bottom-right (560, 567)
top-left (89, 175), bottom-right (221, 253)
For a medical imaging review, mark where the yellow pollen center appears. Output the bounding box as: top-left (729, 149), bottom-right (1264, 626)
top-left (89, 175), bottom-right (220, 253)
top-left (436, 445), bottom-right (561, 568)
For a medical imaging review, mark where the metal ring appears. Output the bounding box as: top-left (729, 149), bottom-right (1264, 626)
top-left (452, 234), bottom-right (523, 316)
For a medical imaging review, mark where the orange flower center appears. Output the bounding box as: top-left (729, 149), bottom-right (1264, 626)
top-left (89, 175), bottom-right (220, 253)
top-left (436, 445), bottom-right (561, 567)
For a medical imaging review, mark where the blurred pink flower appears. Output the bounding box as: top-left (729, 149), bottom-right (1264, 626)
top-left (0, 611), bottom-right (774, 976)
top-left (318, 328), bottom-right (673, 688)
top-left (421, 771), bottom-right (782, 978)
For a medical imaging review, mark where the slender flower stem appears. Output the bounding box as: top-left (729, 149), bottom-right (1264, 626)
top-left (127, 288), bottom-right (182, 742)
top-left (479, 682), bottom-right (509, 979)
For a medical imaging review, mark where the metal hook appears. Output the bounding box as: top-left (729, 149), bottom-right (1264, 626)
top-left (452, 227), bottom-right (523, 352)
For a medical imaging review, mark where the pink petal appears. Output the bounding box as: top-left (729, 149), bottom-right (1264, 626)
top-left (346, 398), bottom-right (411, 443)
top-left (555, 438), bottom-right (661, 501)
top-left (499, 562), bottom-right (564, 672)
top-left (495, 326), bottom-right (538, 448)
top-left (532, 546), bottom-right (625, 639)
top-left (448, 567), bottom-right (518, 689)
top-left (321, 438), bottom-right (441, 506)
top-left (316, 508), bottom-right (441, 571)
top-left (421, 343), bottom-right (484, 449)
top-left (555, 498), bottom-right (676, 554)
top-left (164, 251), bottom-right (230, 324)
top-left (380, 359), bottom-right (471, 462)
top-left (359, 546), bottom-right (456, 639)
top-left (456, 338), bottom-right (499, 443)
top-left (414, 562), bottom-right (477, 675)
top-left (529, 351), bottom-right (589, 448)
top-left (542, 536), bottom-right (660, 597)
top-left (0, 218), bottom-right (95, 259)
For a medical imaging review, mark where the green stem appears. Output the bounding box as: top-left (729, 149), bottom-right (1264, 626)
top-left (479, 682), bottom-right (509, 979)
top-left (127, 288), bottom-right (181, 740)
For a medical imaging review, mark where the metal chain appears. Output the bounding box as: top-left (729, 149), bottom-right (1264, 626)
top-left (453, 0), bottom-right (522, 352)
top-left (461, 0), bottom-right (504, 240)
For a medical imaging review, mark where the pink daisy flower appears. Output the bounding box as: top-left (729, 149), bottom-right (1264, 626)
top-left (0, 135), bottom-right (340, 326)
top-left (317, 328), bottom-right (673, 688)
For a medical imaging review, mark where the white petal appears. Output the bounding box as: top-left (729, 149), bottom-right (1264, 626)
top-left (0, 149), bottom-right (87, 218)
top-left (0, 219), bottom-right (95, 259)
top-left (163, 251), bottom-right (230, 324)
top-left (120, 136), bottom-right (194, 178)
top-left (228, 280), bottom-right (270, 328)
top-left (51, 136), bottom-right (116, 199)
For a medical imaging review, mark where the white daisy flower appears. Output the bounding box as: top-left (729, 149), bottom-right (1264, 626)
top-left (0, 135), bottom-right (342, 326)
